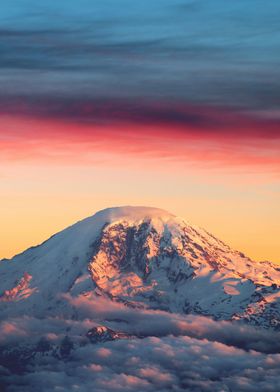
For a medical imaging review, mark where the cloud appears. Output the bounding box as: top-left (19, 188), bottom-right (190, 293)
top-left (65, 294), bottom-right (280, 354)
top-left (1, 295), bottom-right (280, 391)
top-left (2, 294), bottom-right (279, 354)
top-left (0, 321), bottom-right (27, 343)
top-left (2, 334), bottom-right (280, 391)
top-left (0, 101), bottom-right (279, 175)
top-left (1, 1), bottom-right (280, 111)
top-left (1, 97), bottom-right (280, 137)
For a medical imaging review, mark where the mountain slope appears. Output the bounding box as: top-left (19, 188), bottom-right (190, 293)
top-left (1, 206), bottom-right (279, 328)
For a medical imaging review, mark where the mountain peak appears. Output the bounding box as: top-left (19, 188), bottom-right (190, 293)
top-left (90, 206), bottom-right (176, 223)
top-left (1, 205), bottom-right (280, 329)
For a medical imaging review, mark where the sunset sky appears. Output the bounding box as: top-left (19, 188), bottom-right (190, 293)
top-left (0, 0), bottom-right (279, 263)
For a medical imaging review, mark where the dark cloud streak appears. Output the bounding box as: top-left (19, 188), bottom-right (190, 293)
top-left (0, 96), bottom-right (280, 140)
top-left (0, 1), bottom-right (280, 112)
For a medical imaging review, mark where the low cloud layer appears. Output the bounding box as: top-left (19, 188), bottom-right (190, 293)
top-left (3, 334), bottom-right (280, 391)
top-left (1, 295), bottom-right (280, 391)
top-left (66, 295), bottom-right (280, 354)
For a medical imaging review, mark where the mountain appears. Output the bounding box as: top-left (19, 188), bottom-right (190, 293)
top-left (1, 206), bottom-right (279, 329)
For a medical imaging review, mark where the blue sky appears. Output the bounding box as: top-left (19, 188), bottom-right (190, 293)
top-left (0, 1), bottom-right (279, 263)
top-left (0, 0), bottom-right (280, 112)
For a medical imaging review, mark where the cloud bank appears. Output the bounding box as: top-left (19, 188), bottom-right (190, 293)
top-left (1, 295), bottom-right (280, 391)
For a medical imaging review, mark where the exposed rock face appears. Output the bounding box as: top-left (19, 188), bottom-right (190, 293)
top-left (86, 326), bottom-right (132, 343)
top-left (0, 272), bottom-right (34, 302)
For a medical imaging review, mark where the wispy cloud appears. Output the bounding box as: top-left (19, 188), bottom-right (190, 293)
top-left (0, 1), bottom-right (280, 111)
top-left (0, 101), bottom-right (279, 175)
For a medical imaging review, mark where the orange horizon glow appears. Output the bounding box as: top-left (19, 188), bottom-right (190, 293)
top-left (0, 108), bottom-right (279, 263)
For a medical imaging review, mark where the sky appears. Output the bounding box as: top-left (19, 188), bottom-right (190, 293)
top-left (0, 0), bottom-right (279, 262)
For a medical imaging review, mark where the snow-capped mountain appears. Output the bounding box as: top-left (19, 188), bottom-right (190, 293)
top-left (1, 206), bottom-right (279, 328)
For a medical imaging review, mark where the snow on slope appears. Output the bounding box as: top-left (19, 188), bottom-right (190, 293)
top-left (0, 206), bottom-right (279, 328)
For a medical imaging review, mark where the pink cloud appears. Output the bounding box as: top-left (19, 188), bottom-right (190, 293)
top-left (0, 321), bottom-right (27, 342)
top-left (0, 100), bottom-right (279, 176)
top-left (96, 348), bottom-right (112, 358)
